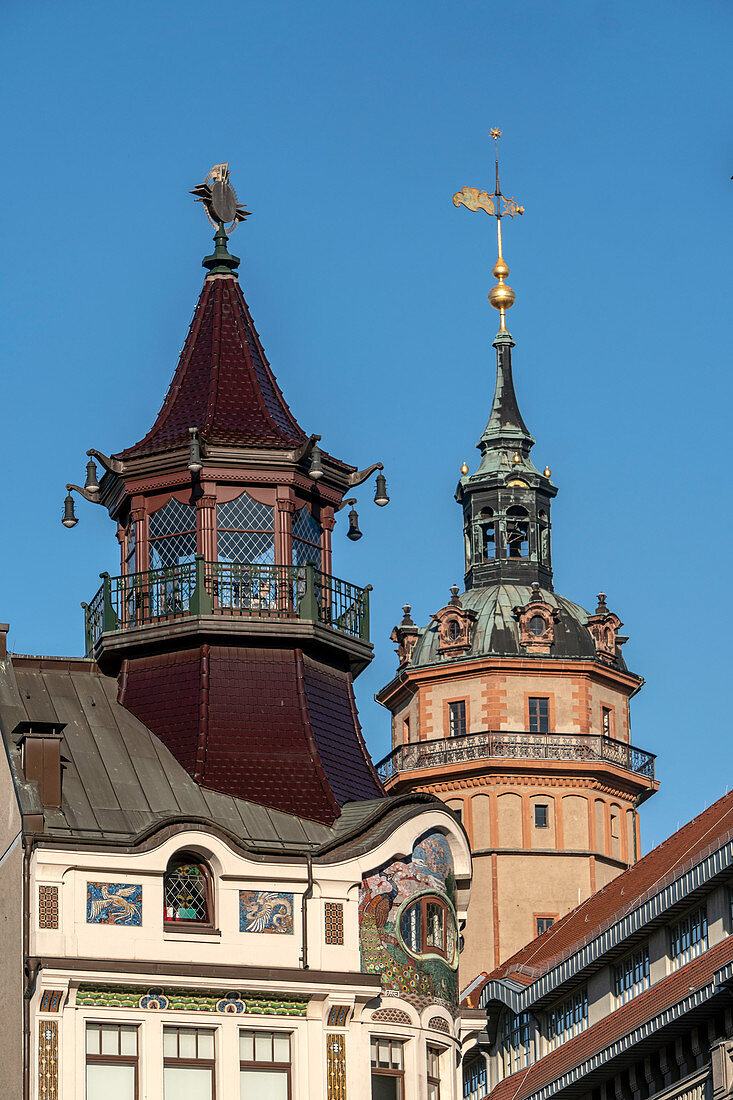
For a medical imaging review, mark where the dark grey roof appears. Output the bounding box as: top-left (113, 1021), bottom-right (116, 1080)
top-left (0, 654), bottom-right (436, 856)
top-left (409, 584), bottom-right (627, 670)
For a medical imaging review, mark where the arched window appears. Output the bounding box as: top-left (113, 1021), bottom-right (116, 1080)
top-left (217, 493), bottom-right (275, 565)
top-left (505, 506), bottom-right (529, 559)
top-left (163, 854), bottom-right (212, 926)
top-left (398, 895), bottom-right (456, 962)
top-left (292, 506), bottom-right (322, 570)
top-left (478, 507), bottom-right (496, 562)
top-left (149, 498), bottom-right (197, 570)
top-left (447, 619), bottom-right (462, 642)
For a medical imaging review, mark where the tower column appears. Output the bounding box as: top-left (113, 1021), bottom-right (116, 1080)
top-left (197, 493), bottom-right (217, 560)
top-left (276, 496), bottom-right (295, 568)
top-left (322, 509), bottom-right (335, 577)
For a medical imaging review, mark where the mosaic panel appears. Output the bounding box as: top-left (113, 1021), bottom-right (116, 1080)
top-left (76, 984), bottom-right (307, 1016)
top-left (239, 890), bottom-right (294, 934)
top-left (324, 901), bottom-right (344, 945)
top-left (86, 883), bottom-right (142, 925)
top-left (327, 1005), bottom-right (350, 1027)
top-left (326, 1032), bottom-right (347, 1100)
top-left (38, 1019), bottom-right (58, 1100)
top-left (359, 830), bottom-right (458, 1010)
top-left (38, 885), bottom-right (59, 929)
top-left (39, 991), bottom-right (64, 1013)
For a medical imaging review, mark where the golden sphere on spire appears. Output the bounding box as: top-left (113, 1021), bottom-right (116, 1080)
top-left (493, 257), bottom-right (509, 279)
top-left (488, 282), bottom-right (516, 311)
top-left (460, 461), bottom-right (469, 476)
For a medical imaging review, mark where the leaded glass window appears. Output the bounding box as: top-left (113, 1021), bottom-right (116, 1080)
top-left (149, 498), bottom-right (197, 569)
top-left (217, 493), bottom-right (275, 565)
top-left (292, 506), bottom-right (322, 570)
top-left (399, 896), bottom-right (454, 961)
top-left (164, 856), bottom-right (211, 924)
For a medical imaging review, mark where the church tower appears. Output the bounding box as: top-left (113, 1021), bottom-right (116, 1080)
top-left (376, 134), bottom-right (658, 981)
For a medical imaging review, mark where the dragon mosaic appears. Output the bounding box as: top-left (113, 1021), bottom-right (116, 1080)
top-left (239, 890), bottom-right (294, 934)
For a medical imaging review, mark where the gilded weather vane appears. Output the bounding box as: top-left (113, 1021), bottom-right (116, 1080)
top-left (190, 163), bottom-right (250, 232)
top-left (453, 128), bottom-right (524, 332)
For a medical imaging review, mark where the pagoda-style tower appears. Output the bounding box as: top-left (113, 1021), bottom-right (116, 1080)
top-left (376, 134), bottom-right (658, 979)
top-left (65, 167), bottom-right (389, 825)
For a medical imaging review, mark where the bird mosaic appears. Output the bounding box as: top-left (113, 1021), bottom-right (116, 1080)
top-left (86, 883), bottom-right (142, 926)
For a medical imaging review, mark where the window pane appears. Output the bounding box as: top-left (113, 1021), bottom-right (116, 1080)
top-left (378, 1039), bottom-right (390, 1067)
top-left (240, 1067), bottom-right (289, 1100)
top-left (426, 903), bottom-right (445, 949)
top-left (255, 1032), bottom-right (272, 1061)
top-left (273, 1034), bottom-right (290, 1062)
top-left (372, 1075), bottom-right (401, 1100)
top-left (100, 1025), bottom-right (119, 1056)
top-left (178, 1029), bottom-right (197, 1059)
top-left (197, 1031), bottom-right (215, 1060)
top-left (87, 1063), bottom-right (136, 1100)
top-left (392, 1043), bottom-right (403, 1069)
top-left (163, 1029), bottom-right (177, 1058)
top-left (119, 1027), bottom-right (138, 1056)
top-left (240, 1031), bottom-right (255, 1062)
top-left (164, 1065), bottom-right (213, 1100)
top-left (86, 1025), bottom-right (100, 1055)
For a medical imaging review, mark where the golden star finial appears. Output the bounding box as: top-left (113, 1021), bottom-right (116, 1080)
top-left (452, 128), bottom-right (524, 332)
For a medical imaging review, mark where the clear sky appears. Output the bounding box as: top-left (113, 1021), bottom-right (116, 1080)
top-left (1, 0), bottom-right (730, 851)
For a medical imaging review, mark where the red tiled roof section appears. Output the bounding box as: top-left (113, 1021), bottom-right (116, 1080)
top-left (114, 274), bottom-right (307, 460)
top-left (489, 789), bottom-right (733, 987)
top-left (489, 935), bottom-right (733, 1100)
top-left (118, 644), bottom-right (383, 825)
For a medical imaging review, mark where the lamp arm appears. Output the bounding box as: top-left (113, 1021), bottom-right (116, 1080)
top-left (334, 497), bottom-right (358, 513)
top-left (86, 449), bottom-right (123, 474)
top-left (294, 434), bottom-right (322, 462)
top-left (347, 462), bottom-right (383, 488)
top-left (66, 483), bottom-right (101, 504)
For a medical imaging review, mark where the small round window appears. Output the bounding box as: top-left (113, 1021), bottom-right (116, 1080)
top-left (529, 615), bottom-right (546, 637)
top-left (398, 895), bottom-right (456, 963)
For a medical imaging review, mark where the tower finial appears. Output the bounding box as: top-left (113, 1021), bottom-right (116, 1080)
top-left (453, 128), bottom-right (524, 333)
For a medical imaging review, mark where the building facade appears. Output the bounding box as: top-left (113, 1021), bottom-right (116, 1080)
top-left (376, 157), bottom-right (658, 979)
top-left (460, 790), bottom-right (733, 1100)
top-left (0, 175), bottom-right (472, 1100)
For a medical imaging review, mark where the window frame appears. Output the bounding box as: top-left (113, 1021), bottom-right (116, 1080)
top-left (534, 804), bottom-right (549, 829)
top-left (427, 1044), bottom-right (444, 1100)
top-left (670, 905), bottom-right (708, 969)
top-left (239, 1029), bottom-right (292, 1099)
top-left (501, 1010), bottom-right (533, 1077)
top-left (163, 853), bottom-right (214, 930)
top-left (612, 944), bottom-right (650, 1004)
top-left (448, 700), bottom-right (467, 738)
top-left (535, 915), bottom-right (556, 936)
top-left (370, 1037), bottom-right (405, 1098)
top-left (463, 1052), bottom-right (488, 1100)
top-left (397, 893), bottom-right (456, 963)
top-left (85, 1023), bottom-right (139, 1100)
top-left (528, 697), bottom-right (550, 734)
top-left (162, 1026), bottom-right (216, 1099)
top-left (547, 988), bottom-right (588, 1049)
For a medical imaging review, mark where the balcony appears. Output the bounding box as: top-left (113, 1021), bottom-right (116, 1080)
top-left (83, 556), bottom-right (371, 656)
top-left (376, 730), bottom-right (656, 785)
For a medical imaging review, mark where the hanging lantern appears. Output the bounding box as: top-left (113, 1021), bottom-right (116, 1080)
top-left (346, 504), bottom-right (362, 541)
top-left (188, 427), bottom-right (203, 474)
top-left (374, 471), bottom-right (389, 507)
top-left (84, 458), bottom-right (100, 493)
top-left (62, 493), bottom-right (78, 528)
top-left (308, 446), bottom-right (324, 481)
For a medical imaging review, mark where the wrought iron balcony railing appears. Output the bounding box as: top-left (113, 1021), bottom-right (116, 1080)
top-left (376, 730), bottom-right (656, 784)
top-left (83, 557), bottom-right (371, 655)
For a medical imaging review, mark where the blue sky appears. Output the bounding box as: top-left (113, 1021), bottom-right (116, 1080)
top-left (1, 0), bottom-right (730, 851)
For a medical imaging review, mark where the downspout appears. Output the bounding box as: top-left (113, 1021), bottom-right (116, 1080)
top-left (300, 853), bottom-right (313, 969)
top-left (23, 835), bottom-right (38, 1100)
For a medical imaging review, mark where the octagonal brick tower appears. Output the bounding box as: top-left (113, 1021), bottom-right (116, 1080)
top-left (75, 224), bottom-right (385, 825)
top-left (376, 326), bottom-right (658, 980)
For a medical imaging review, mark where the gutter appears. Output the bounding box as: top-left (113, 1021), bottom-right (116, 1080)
top-left (300, 853), bottom-right (313, 969)
top-left (23, 835), bottom-right (37, 1100)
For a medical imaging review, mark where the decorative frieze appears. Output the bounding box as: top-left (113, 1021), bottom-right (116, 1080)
top-left (327, 1005), bottom-right (350, 1027)
top-left (76, 984), bottom-right (307, 1016)
top-left (428, 1015), bottom-right (451, 1034)
top-left (39, 990), bottom-right (64, 1013)
top-left (326, 1032), bottom-right (347, 1100)
top-left (372, 1008), bottom-right (412, 1024)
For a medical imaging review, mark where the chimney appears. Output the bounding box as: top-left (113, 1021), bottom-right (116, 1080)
top-left (0, 623), bottom-right (9, 657)
top-left (15, 721), bottom-right (65, 808)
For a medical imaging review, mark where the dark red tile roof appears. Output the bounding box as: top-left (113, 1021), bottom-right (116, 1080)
top-left (481, 789), bottom-right (733, 991)
top-left (488, 935), bottom-right (733, 1100)
top-left (115, 274), bottom-right (307, 460)
top-left (118, 644), bottom-right (384, 825)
